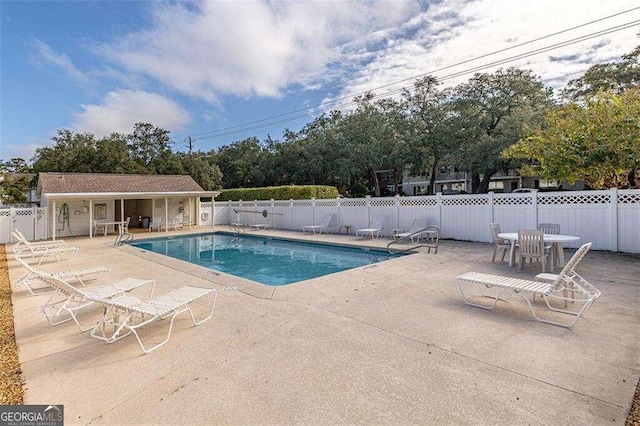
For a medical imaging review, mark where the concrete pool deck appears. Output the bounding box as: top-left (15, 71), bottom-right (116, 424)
top-left (7, 226), bottom-right (640, 424)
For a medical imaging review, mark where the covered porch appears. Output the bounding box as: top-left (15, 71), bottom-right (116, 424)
top-left (36, 173), bottom-right (219, 239)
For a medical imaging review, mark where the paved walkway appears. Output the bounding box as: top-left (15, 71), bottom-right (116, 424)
top-left (7, 227), bottom-right (640, 424)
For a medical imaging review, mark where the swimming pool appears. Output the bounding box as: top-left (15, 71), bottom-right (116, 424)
top-left (128, 232), bottom-right (403, 286)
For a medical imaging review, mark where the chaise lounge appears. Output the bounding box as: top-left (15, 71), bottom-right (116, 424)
top-left (455, 243), bottom-right (600, 327)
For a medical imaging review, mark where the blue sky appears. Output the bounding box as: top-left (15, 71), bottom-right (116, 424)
top-left (1, 0), bottom-right (639, 163)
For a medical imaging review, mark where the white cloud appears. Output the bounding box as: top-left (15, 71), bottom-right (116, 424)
top-left (97, 1), bottom-right (419, 101)
top-left (72, 90), bottom-right (190, 137)
top-left (30, 39), bottom-right (89, 84)
top-left (1, 142), bottom-right (48, 163)
top-left (324, 0), bottom-right (640, 105)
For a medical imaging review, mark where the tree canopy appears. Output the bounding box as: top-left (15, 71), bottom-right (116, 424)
top-left (8, 44), bottom-right (640, 198)
top-left (504, 88), bottom-right (640, 189)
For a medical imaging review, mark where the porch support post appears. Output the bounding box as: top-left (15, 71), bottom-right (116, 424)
top-left (120, 198), bottom-right (125, 234)
top-left (165, 197), bottom-right (168, 232)
top-left (51, 200), bottom-right (56, 240)
top-left (188, 197), bottom-right (192, 230)
top-left (89, 199), bottom-right (93, 238)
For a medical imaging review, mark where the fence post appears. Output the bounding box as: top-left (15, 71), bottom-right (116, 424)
top-left (609, 188), bottom-right (618, 252)
top-left (32, 206), bottom-right (37, 240)
top-left (395, 194), bottom-right (401, 229)
top-left (436, 192), bottom-right (442, 233)
top-left (336, 195), bottom-right (342, 227)
top-left (289, 199), bottom-right (294, 231)
top-left (365, 195), bottom-right (371, 225)
top-left (532, 190), bottom-right (538, 228)
top-left (488, 191), bottom-right (495, 224)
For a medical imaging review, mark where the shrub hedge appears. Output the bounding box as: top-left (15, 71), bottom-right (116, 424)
top-left (216, 185), bottom-right (339, 201)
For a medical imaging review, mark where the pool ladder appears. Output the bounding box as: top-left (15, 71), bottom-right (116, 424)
top-left (387, 225), bottom-right (440, 254)
top-left (114, 231), bottom-right (134, 246)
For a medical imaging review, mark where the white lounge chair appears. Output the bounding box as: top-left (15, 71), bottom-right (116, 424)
top-left (394, 219), bottom-right (429, 242)
top-left (535, 241), bottom-right (591, 308)
top-left (302, 214), bottom-right (335, 235)
top-left (13, 236), bottom-right (79, 265)
top-left (17, 257), bottom-right (155, 331)
top-left (456, 243), bottom-right (600, 327)
top-left (13, 229), bottom-right (67, 248)
top-left (356, 215), bottom-right (385, 239)
top-left (14, 253), bottom-right (111, 296)
top-left (90, 285), bottom-right (217, 353)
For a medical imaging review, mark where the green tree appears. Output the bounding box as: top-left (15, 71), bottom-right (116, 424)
top-left (95, 133), bottom-right (138, 174)
top-left (2, 158), bottom-right (30, 173)
top-left (504, 88), bottom-right (640, 189)
top-left (216, 137), bottom-right (268, 188)
top-left (0, 174), bottom-right (29, 205)
top-left (451, 68), bottom-right (554, 193)
top-left (562, 43), bottom-right (640, 101)
top-left (402, 76), bottom-right (454, 195)
top-left (31, 129), bottom-right (99, 173)
top-left (127, 122), bottom-right (183, 174)
top-left (180, 150), bottom-right (223, 190)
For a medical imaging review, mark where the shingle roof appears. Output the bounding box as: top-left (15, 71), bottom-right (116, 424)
top-left (38, 173), bottom-right (205, 194)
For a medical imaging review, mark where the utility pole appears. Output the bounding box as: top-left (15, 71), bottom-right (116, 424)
top-left (188, 136), bottom-right (193, 155)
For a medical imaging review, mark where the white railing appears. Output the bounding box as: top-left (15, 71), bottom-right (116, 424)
top-left (208, 189), bottom-right (640, 253)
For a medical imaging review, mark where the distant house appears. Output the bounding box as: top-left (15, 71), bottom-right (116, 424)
top-left (37, 173), bottom-right (219, 238)
top-left (402, 166), bottom-right (586, 195)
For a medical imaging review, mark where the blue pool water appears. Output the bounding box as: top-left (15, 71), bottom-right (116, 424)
top-left (128, 232), bottom-right (402, 286)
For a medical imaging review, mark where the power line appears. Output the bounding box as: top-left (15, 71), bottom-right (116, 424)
top-left (190, 9), bottom-right (640, 142)
top-left (190, 7), bottom-right (640, 140)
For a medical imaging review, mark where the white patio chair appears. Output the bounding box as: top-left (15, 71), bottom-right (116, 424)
top-left (518, 229), bottom-right (548, 272)
top-left (149, 217), bottom-right (164, 232)
top-left (302, 214), bottom-right (336, 235)
top-left (16, 257), bottom-right (154, 331)
top-left (14, 252), bottom-right (111, 296)
top-left (168, 218), bottom-right (181, 231)
top-left (394, 219), bottom-right (429, 242)
top-left (121, 217), bottom-right (131, 233)
top-left (489, 223), bottom-right (511, 263)
top-left (356, 215), bottom-right (385, 239)
top-left (538, 222), bottom-right (561, 264)
top-left (455, 243), bottom-right (599, 327)
top-left (90, 285), bottom-right (217, 353)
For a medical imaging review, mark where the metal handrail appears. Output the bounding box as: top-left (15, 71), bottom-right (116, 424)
top-left (387, 226), bottom-right (440, 254)
top-left (114, 232), bottom-right (134, 246)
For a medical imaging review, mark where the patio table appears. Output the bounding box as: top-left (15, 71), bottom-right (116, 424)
top-left (498, 232), bottom-right (580, 270)
top-left (94, 220), bottom-right (125, 237)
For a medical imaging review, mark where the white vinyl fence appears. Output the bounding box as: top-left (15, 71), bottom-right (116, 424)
top-left (0, 207), bottom-right (48, 244)
top-left (2, 190), bottom-right (638, 253)
top-left (211, 189), bottom-right (640, 253)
